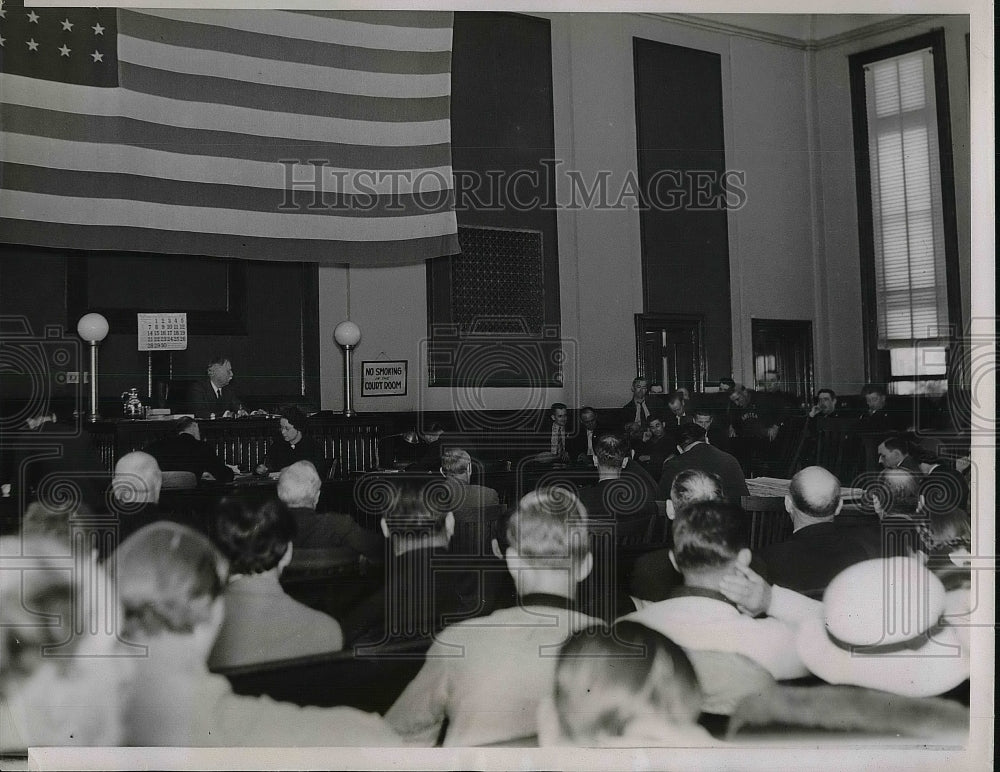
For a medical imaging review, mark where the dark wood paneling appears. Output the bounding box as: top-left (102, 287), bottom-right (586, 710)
top-left (633, 37), bottom-right (732, 382)
top-left (427, 12), bottom-right (560, 388)
top-left (0, 247), bottom-right (320, 414)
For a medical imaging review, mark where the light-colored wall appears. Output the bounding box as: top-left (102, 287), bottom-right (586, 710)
top-left (813, 16), bottom-right (972, 396)
top-left (319, 13), bottom-right (970, 412)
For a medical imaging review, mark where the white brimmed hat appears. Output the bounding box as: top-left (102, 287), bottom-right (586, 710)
top-left (796, 557), bottom-right (969, 697)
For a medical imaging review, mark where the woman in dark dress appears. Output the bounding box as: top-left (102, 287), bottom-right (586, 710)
top-left (255, 406), bottom-right (325, 476)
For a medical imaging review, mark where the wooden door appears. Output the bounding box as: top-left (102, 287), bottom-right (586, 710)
top-left (751, 319), bottom-right (814, 403)
top-left (634, 314), bottom-right (705, 394)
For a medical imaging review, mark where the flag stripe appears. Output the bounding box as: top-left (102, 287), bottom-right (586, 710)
top-left (1, 102), bottom-right (452, 171)
top-left (2, 163), bottom-right (453, 219)
top-left (119, 12), bottom-right (452, 76)
top-left (0, 218), bottom-right (459, 263)
top-left (118, 62), bottom-right (449, 124)
top-left (292, 10), bottom-right (457, 30)
top-left (125, 9), bottom-right (453, 53)
top-left (116, 35), bottom-right (451, 99)
top-left (0, 104), bottom-right (450, 170)
top-left (0, 133), bottom-right (453, 196)
top-left (0, 190), bottom-right (457, 241)
top-left (2, 74), bottom-right (450, 146)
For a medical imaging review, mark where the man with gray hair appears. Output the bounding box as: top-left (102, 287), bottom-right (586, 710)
top-left (440, 447), bottom-right (500, 517)
top-left (757, 466), bottom-right (875, 597)
top-left (104, 451), bottom-right (179, 557)
top-left (111, 451), bottom-right (162, 511)
top-left (276, 460), bottom-right (383, 570)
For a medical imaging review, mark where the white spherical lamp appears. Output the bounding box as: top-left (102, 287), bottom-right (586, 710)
top-left (77, 312), bottom-right (109, 343)
top-left (334, 320), bottom-right (362, 348)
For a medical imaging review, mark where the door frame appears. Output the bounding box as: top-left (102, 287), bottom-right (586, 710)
top-left (750, 318), bottom-right (815, 401)
top-left (634, 313), bottom-right (707, 393)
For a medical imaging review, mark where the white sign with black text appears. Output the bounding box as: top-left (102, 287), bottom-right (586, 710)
top-left (361, 360), bottom-right (407, 397)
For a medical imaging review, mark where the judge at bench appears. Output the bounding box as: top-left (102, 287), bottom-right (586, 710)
top-left (188, 355), bottom-right (245, 418)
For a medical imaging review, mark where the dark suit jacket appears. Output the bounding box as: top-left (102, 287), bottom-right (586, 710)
top-left (143, 432), bottom-right (234, 483)
top-left (566, 426), bottom-right (599, 463)
top-left (637, 435), bottom-right (676, 478)
top-left (287, 506), bottom-right (384, 564)
top-left (658, 442), bottom-right (749, 501)
top-left (855, 408), bottom-right (908, 435)
top-left (576, 477), bottom-right (658, 519)
top-left (758, 521), bottom-right (877, 598)
top-left (342, 544), bottom-right (498, 646)
top-left (621, 397), bottom-right (660, 428)
top-left (188, 380), bottom-right (242, 418)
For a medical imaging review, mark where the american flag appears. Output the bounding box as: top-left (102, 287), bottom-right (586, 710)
top-left (0, 2), bottom-right (459, 263)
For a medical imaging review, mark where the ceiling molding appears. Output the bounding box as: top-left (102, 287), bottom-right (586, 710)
top-left (809, 15), bottom-right (941, 50)
top-left (638, 12), bottom-right (809, 49)
top-left (638, 13), bottom-right (944, 51)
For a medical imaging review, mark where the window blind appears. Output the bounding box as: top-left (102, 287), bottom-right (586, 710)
top-left (864, 48), bottom-right (950, 350)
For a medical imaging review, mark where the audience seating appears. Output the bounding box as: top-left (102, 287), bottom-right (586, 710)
top-left (213, 636), bottom-right (433, 715)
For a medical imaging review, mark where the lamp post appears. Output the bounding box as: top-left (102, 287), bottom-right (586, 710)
top-left (333, 320), bottom-right (362, 418)
top-left (77, 313), bottom-right (109, 422)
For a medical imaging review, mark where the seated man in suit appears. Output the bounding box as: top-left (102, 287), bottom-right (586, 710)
top-left (440, 447), bottom-right (500, 524)
top-left (143, 417), bottom-right (235, 483)
top-left (342, 475), bottom-right (494, 646)
top-left (207, 496), bottom-right (344, 669)
top-left (105, 451), bottom-right (164, 556)
top-left (658, 424), bottom-right (749, 502)
top-left (801, 388), bottom-right (845, 466)
top-left (692, 404), bottom-right (732, 453)
top-left (566, 406), bottom-right (600, 465)
top-left (630, 469), bottom-right (726, 606)
top-left (188, 354), bottom-right (246, 419)
top-left (534, 402), bottom-right (571, 464)
top-left (876, 433), bottom-right (923, 474)
top-left (577, 433), bottom-right (658, 520)
top-left (385, 487), bottom-right (600, 747)
top-left (757, 466), bottom-right (875, 598)
top-left (102, 451), bottom-right (208, 559)
top-left (857, 383), bottom-right (909, 434)
top-left (664, 389), bottom-right (693, 430)
top-left (277, 460), bottom-right (383, 568)
top-left (636, 414), bottom-right (676, 478)
top-left (622, 376), bottom-right (659, 429)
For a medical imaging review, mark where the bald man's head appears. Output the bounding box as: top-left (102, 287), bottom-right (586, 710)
top-left (112, 451), bottom-right (162, 505)
top-left (787, 466), bottom-right (842, 522)
top-left (277, 460), bottom-right (322, 510)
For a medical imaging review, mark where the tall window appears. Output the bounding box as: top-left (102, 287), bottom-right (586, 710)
top-left (850, 31), bottom-right (961, 395)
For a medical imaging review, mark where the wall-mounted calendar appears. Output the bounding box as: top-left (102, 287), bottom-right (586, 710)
top-left (137, 313), bottom-right (188, 351)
